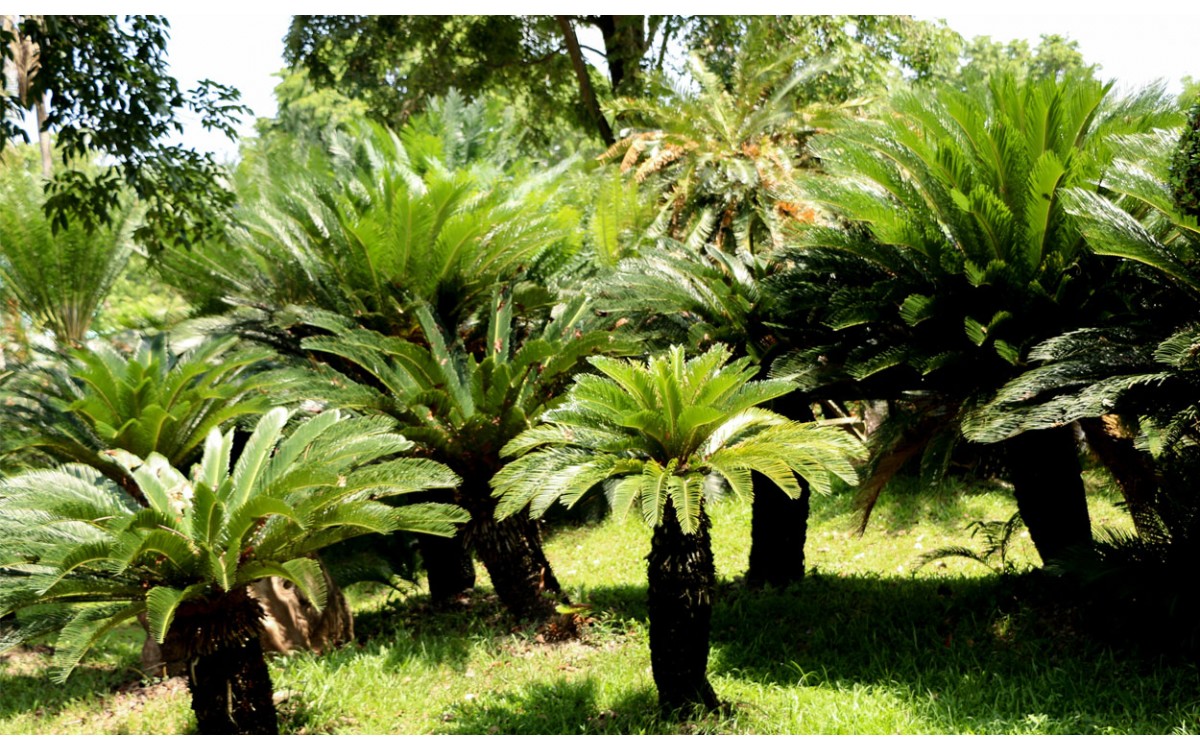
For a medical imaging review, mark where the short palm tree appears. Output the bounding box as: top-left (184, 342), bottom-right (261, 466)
top-left (773, 74), bottom-right (1179, 564)
top-left (1, 335), bottom-right (274, 484)
top-left (0, 407), bottom-right (463, 734)
top-left (597, 45), bottom-right (856, 590)
top-left (492, 345), bottom-right (861, 714)
top-left (292, 288), bottom-right (632, 620)
top-left (0, 166), bottom-right (134, 350)
top-left (596, 238), bottom-right (826, 587)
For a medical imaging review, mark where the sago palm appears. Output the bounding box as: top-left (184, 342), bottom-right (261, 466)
top-left (597, 46), bottom-right (855, 590)
top-left (492, 344), bottom-right (861, 714)
top-left (156, 123), bottom-right (581, 607)
top-left (0, 166), bottom-right (134, 350)
top-left (1, 335), bottom-right (274, 485)
top-left (289, 288), bottom-right (632, 621)
top-left (965, 128), bottom-right (1200, 554)
top-left (0, 407), bottom-right (463, 734)
top-left (595, 237), bottom-right (825, 587)
top-left (773, 74), bottom-right (1179, 564)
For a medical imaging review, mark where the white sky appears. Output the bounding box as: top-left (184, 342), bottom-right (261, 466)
top-left (159, 11), bottom-right (1200, 162)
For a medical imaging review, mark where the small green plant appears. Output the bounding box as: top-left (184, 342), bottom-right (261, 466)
top-left (0, 407), bottom-right (465, 734)
top-left (915, 512), bottom-right (1028, 576)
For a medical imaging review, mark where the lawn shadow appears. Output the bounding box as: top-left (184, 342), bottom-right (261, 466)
top-left (0, 655), bottom-right (140, 721)
top-left (706, 572), bottom-right (1200, 733)
top-left (441, 676), bottom-right (649, 734)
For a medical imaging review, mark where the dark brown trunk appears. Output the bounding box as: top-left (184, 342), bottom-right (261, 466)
top-left (594, 15), bottom-right (648, 95)
top-left (170, 588), bottom-right (278, 735)
top-left (1005, 427), bottom-right (1092, 566)
top-left (1080, 416), bottom-right (1160, 539)
top-left (555, 15), bottom-right (614, 146)
top-left (417, 531), bottom-right (476, 603)
top-left (646, 505), bottom-right (721, 716)
top-left (747, 471), bottom-right (810, 589)
top-left (747, 389), bottom-right (812, 589)
top-left (463, 468), bottom-right (560, 621)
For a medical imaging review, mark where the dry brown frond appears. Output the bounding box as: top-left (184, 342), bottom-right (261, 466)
top-left (634, 143), bottom-right (684, 183)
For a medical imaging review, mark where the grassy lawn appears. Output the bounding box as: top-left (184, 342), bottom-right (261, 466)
top-left (3, 469), bottom-right (1198, 734)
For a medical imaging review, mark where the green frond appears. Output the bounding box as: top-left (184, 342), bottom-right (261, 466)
top-left (145, 583), bottom-right (208, 644)
top-left (50, 602), bottom-right (145, 684)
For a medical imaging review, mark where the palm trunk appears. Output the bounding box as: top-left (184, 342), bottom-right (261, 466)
top-left (170, 587), bottom-right (278, 735)
top-left (747, 471), bottom-right (810, 588)
top-left (415, 488), bottom-right (477, 603)
top-left (1005, 427), bottom-right (1092, 566)
top-left (1080, 416), bottom-right (1160, 539)
top-left (646, 505), bottom-right (721, 715)
top-left (417, 531), bottom-right (477, 604)
top-left (746, 389), bottom-right (812, 589)
top-left (464, 472), bottom-right (560, 621)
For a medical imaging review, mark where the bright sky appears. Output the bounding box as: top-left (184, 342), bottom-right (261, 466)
top-left (161, 11), bottom-right (1200, 162)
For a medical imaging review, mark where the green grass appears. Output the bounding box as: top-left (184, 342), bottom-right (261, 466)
top-left (4, 469), bottom-right (1198, 734)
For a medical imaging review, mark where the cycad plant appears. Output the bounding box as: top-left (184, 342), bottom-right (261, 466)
top-left (961, 125), bottom-right (1200, 644)
top-left (1, 335), bottom-right (273, 483)
top-left (290, 288), bottom-right (631, 621)
top-left (0, 407), bottom-right (463, 734)
top-left (0, 166), bottom-right (134, 350)
top-left (602, 48), bottom-right (842, 253)
top-left (492, 345), bottom-right (860, 714)
top-left (595, 44), bottom-right (858, 590)
top-left (596, 237), bottom-right (822, 587)
top-left (773, 74), bottom-right (1179, 564)
top-left (155, 122), bottom-right (582, 608)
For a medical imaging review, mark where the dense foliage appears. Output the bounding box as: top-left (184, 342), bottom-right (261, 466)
top-left (4, 13), bottom-right (1200, 736)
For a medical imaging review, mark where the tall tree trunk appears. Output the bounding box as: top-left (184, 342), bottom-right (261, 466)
top-left (169, 588), bottom-right (279, 735)
top-left (646, 505), bottom-right (721, 716)
top-left (746, 389), bottom-right (812, 589)
top-left (35, 94), bottom-right (51, 178)
top-left (1005, 427), bottom-right (1092, 566)
top-left (594, 15), bottom-right (648, 95)
top-left (555, 15), bottom-right (614, 146)
top-left (462, 474), bottom-right (561, 622)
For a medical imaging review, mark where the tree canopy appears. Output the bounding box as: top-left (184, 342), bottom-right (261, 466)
top-left (1, 15), bottom-right (248, 253)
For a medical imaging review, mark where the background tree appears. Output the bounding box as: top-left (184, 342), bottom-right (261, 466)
top-left (1, 15), bottom-right (248, 254)
top-left (686, 15), bottom-right (962, 102)
top-left (954, 33), bottom-right (1096, 88)
top-left (0, 165), bottom-right (133, 350)
top-left (282, 15), bottom-right (960, 148)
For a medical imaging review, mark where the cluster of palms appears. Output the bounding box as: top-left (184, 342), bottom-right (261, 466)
top-left (2, 58), bottom-right (1200, 732)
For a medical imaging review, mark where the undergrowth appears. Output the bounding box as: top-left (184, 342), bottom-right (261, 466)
top-left (3, 469), bottom-right (1197, 734)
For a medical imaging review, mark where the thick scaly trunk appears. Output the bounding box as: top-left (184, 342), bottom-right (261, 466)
top-left (415, 489), bottom-right (476, 603)
top-left (1005, 427), bottom-right (1092, 566)
top-left (462, 474), bottom-right (560, 622)
top-left (417, 531), bottom-right (476, 604)
top-left (646, 505), bottom-right (721, 715)
top-left (746, 390), bottom-right (812, 589)
top-left (142, 558), bottom-right (352, 677)
top-left (169, 587), bottom-right (278, 735)
top-left (1080, 416), bottom-right (1160, 539)
top-left (747, 471), bottom-right (810, 589)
